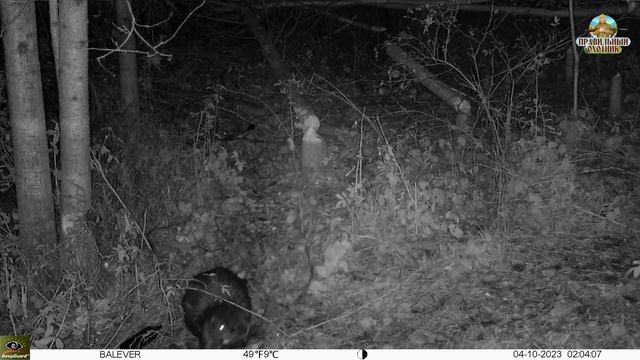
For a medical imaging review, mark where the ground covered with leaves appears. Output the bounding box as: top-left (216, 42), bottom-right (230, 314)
top-left (87, 42), bottom-right (640, 348)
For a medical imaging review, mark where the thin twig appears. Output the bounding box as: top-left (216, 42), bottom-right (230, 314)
top-left (573, 205), bottom-right (640, 235)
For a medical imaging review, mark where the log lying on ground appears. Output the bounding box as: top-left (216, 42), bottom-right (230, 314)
top-left (385, 42), bottom-right (472, 130)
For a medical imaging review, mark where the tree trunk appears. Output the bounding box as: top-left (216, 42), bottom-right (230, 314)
top-left (608, 73), bottom-right (622, 121)
top-left (238, 1), bottom-right (318, 130)
top-left (0, 0), bottom-right (57, 249)
top-left (115, 0), bottom-right (139, 144)
top-left (49, 0), bottom-right (60, 79)
top-left (59, 0), bottom-right (96, 272)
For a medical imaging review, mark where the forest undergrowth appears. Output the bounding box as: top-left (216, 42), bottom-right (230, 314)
top-left (1, 10), bottom-right (640, 349)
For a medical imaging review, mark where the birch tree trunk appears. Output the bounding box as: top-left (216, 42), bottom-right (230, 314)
top-left (0, 0), bottom-right (57, 249)
top-left (59, 0), bottom-right (96, 271)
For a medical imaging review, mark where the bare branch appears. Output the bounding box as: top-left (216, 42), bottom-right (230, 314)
top-left (221, 0), bottom-right (634, 17)
top-left (90, 0), bottom-right (206, 75)
top-left (317, 11), bottom-right (387, 32)
top-left (458, 4), bottom-right (630, 17)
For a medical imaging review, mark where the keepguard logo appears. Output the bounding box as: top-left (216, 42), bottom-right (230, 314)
top-left (575, 14), bottom-right (631, 54)
top-left (0, 336), bottom-right (30, 359)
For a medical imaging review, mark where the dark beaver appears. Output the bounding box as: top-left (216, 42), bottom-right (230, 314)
top-left (182, 267), bottom-right (252, 348)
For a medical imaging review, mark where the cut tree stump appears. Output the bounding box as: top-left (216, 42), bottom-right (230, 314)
top-left (238, 1), bottom-right (327, 177)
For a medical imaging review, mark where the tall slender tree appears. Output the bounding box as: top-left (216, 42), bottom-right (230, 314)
top-left (58, 0), bottom-right (95, 271)
top-left (0, 0), bottom-right (57, 249)
top-left (115, 0), bottom-right (139, 144)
